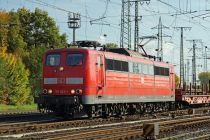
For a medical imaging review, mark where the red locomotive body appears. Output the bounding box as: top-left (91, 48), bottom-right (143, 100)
top-left (37, 41), bottom-right (175, 117)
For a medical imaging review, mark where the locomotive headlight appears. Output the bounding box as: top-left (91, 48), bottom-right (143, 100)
top-left (43, 89), bottom-right (47, 94)
top-left (59, 67), bottom-right (64, 71)
top-left (71, 89), bottom-right (75, 94)
top-left (48, 89), bottom-right (53, 94)
top-left (79, 89), bottom-right (82, 94)
top-left (76, 89), bottom-right (82, 94)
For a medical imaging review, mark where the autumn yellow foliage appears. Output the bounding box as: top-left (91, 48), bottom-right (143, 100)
top-left (0, 11), bottom-right (9, 24)
top-left (0, 11), bottom-right (30, 105)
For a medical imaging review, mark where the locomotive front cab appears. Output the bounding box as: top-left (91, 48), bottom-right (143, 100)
top-left (37, 48), bottom-right (87, 115)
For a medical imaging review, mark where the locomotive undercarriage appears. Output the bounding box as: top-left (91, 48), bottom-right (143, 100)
top-left (37, 95), bottom-right (180, 118)
top-left (84, 102), bottom-right (176, 118)
top-left (37, 94), bottom-right (209, 118)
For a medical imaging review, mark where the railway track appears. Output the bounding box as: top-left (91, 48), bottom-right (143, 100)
top-left (0, 110), bottom-right (38, 116)
top-left (0, 116), bottom-right (125, 136)
top-left (0, 111), bottom-right (59, 126)
top-left (0, 107), bottom-right (210, 139)
top-left (20, 115), bottom-right (210, 140)
top-left (158, 116), bottom-right (210, 139)
top-left (0, 111), bottom-right (39, 120)
top-left (0, 111), bottom-right (40, 121)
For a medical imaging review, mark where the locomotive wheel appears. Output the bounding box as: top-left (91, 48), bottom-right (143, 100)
top-left (102, 104), bottom-right (110, 118)
top-left (128, 105), bottom-right (136, 115)
top-left (86, 105), bottom-right (95, 118)
top-left (114, 104), bottom-right (119, 116)
top-left (115, 104), bottom-right (123, 117)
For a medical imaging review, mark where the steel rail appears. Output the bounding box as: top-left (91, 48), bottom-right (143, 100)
top-left (1, 106), bottom-right (210, 137)
top-left (34, 115), bottom-right (210, 140)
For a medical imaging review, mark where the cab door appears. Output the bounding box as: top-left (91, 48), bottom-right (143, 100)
top-left (96, 55), bottom-right (104, 97)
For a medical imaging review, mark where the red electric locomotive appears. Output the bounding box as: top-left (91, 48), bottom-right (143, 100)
top-left (37, 41), bottom-right (175, 117)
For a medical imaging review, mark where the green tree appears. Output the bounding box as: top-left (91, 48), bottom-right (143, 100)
top-left (105, 43), bottom-right (118, 48)
top-left (0, 11), bottom-right (10, 104)
top-left (7, 11), bottom-right (27, 55)
top-left (16, 8), bottom-right (33, 48)
top-left (198, 72), bottom-right (210, 85)
top-left (25, 46), bottom-right (46, 96)
top-left (8, 56), bottom-right (31, 105)
top-left (175, 74), bottom-right (180, 88)
top-left (0, 11), bottom-right (9, 49)
top-left (0, 49), bottom-right (31, 105)
top-left (0, 58), bottom-right (9, 104)
top-left (16, 8), bottom-right (67, 49)
top-left (0, 10), bottom-right (31, 105)
top-left (0, 47), bottom-right (31, 105)
top-left (0, 8), bottom-right (68, 104)
top-left (14, 8), bottom-right (67, 96)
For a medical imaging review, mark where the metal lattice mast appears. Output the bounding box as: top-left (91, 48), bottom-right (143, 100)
top-left (134, 0), bottom-right (139, 51)
top-left (186, 59), bottom-right (190, 84)
top-left (134, 0), bottom-right (151, 51)
top-left (120, 0), bottom-right (125, 48)
top-left (152, 17), bottom-right (169, 61)
top-left (184, 63), bottom-right (187, 84)
top-left (120, 0), bottom-right (131, 49)
top-left (192, 41), bottom-right (196, 86)
top-left (121, 0), bottom-right (150, 50)
top-left (204, 46), bottom-right (208, 72)
top-left (187, 39), bottom-right (201, 86)
top-left (174, 27), bottom-right (191, 88)
top-left (159, 18), bottom-right (163, 59)
top-left (180, 28), bottom-right (184, 87)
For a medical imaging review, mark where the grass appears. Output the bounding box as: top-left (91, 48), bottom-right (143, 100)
top-left (0, 104), bottom-right (37, 112)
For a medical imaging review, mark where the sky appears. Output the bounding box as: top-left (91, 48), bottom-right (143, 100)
top-left (0, 0), bottom-right (210, 81)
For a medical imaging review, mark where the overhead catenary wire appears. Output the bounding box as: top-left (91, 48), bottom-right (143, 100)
top-left (8, 0), bottom-right (208, 52)
top-left (25, 0), bottom-right (121, 32)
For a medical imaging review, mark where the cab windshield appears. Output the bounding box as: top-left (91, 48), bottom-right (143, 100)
top-left (66, 53), bottom-right (83, 66)
top-left (46, 54), bottom-right (60, 66)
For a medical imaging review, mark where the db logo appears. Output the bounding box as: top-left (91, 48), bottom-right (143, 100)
top-left (141, 77), bottom-right (144, 84)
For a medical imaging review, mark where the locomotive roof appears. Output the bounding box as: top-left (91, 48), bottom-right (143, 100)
top-left (106, 48), bottom-right (143, 58)
top-left (48, 41), bottom-right (150, 59)
top-left (45, 47), bottom-right (172, 67)
top-left (46, 47), bottom-right (143, 57)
